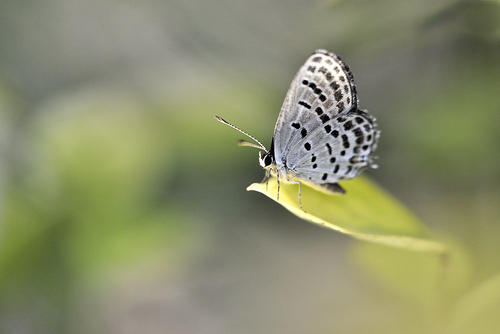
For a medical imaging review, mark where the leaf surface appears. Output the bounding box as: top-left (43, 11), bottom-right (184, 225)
top-left (248, 177), bottom-right (445, 252)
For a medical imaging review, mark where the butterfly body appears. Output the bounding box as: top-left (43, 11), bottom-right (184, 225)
top-left (216, 49), bottom-right (380, 204)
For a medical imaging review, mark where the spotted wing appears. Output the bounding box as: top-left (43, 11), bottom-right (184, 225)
top-left (273, 49), bottom-right (358, 164)
top-left (288, 109), bottom-right (379, 184)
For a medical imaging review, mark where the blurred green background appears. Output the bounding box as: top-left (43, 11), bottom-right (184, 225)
top-left (0, 0), bottom-right (499, 333)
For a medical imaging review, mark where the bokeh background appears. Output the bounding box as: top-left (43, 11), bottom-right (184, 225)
top-left (1, 0), bottom-right (499, 333)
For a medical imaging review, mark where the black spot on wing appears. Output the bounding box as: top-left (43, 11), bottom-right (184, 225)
top-left (320, 114), bottom-right (330, 124)
top-left (298, 101), bottom-right (311, 109)
top-left (326, 143), bottom-right (332, 155)
top-left (334, 90), bottom-right (343, 102)
top-left (330, 81), bottom-right (340, 90)
top-left (342, 134), bottom-right (350, 148)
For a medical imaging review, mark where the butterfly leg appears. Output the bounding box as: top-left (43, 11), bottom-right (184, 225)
top-left (289, 180), bottom-right (306, 212)
top-left (276, 169), bottom-right (280, 201)
top-left (298, 181), bottom-right (305, 212)
top-left (265, 169), bottom-right (270, 192)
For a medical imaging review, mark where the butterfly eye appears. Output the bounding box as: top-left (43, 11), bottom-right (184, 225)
top-left (259, 152), bottom-right (272, 167)
top-left (264, 154), bottom-right (272, 167)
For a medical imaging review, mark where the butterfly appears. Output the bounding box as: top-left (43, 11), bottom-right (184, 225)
top-left (215, 49), bottom-right (380, 209)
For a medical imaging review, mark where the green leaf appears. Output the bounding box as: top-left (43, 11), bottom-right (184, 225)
top-left (446, 272), bottom-right (500, 334)
top-left (353, 241), bottom-right (471, 308)
top-left (247, 176), bottom-right (445, 252)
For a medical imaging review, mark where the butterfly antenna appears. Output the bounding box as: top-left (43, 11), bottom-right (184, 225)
top-left (214, 115), bottom-right (268, 152)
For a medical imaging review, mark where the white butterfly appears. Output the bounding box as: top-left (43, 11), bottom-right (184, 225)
top-left (215, 49), bottom-right (380, 209)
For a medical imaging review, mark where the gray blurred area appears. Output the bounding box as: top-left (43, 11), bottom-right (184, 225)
top-left (0, 0), bottom-right (499, 333)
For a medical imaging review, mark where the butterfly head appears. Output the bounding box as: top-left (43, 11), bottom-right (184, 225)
top-left (258, 151), bottom-right (274, 169)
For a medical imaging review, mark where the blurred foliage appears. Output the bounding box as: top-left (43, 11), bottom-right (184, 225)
top-left (405, 66), bottom-right (500, 185)
top-left (424, 0), bottom-right (500, 41)
top-left (248, 177), bottom-right (445, 251)
top-left (0, 89), bottom-right (192, 331)
top-left (446, 272), bottom-right (500, 334)
top-left (355, 241), bottom-right (470, 305)
top-left (353, 241), bottom-right (500, 334)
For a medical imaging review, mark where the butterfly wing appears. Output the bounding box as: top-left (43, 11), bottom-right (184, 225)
top-left (288, 109), bottom-right (379, 183)
top-left (273, 49), bottom-right (359, 166)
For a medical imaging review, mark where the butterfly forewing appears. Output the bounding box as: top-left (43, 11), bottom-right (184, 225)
top-left (273, 50), bottom-right (359, 164)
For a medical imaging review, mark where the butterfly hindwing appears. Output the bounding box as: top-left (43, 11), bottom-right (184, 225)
top-left (287, 109), bottom-right (379, 184)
